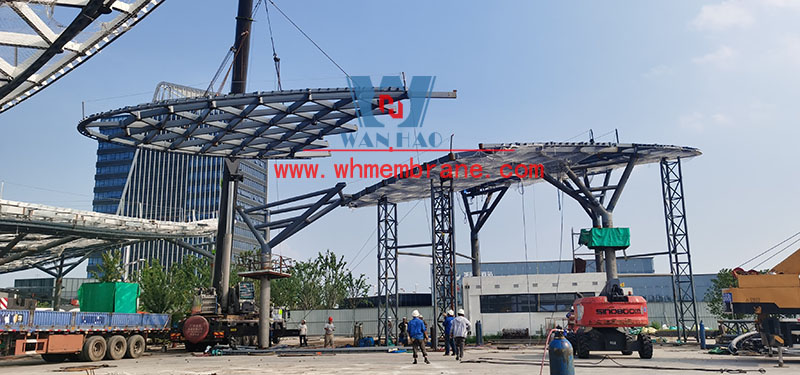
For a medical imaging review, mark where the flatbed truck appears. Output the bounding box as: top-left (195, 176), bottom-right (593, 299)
top-left (0, 309), bottom-right (169, 362)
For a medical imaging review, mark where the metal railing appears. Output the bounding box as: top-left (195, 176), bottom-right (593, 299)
top-left (235, 252), bottom-right (295, 275)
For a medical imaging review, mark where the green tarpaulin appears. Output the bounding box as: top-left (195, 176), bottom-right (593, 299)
top-left (77, 282), bottom-right (139, 313)
top-left (578, 227), bottom-right (630, 250)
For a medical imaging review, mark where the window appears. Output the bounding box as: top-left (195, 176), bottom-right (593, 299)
top-left (539, 293), bottom-right (578, 312)
top-left (480, 295), bottom-right (514, 313)
top-left (480, 293), bottom-right (591, 313)
top-left (480, 294), bottom-right (538, 313)
top-left (572, 282), bottom-right (578, 286)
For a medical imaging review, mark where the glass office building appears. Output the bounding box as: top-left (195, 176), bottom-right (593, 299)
top-left (90, 140), bottom-right (268, 275)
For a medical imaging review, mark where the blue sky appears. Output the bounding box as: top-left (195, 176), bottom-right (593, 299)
top-left (2, 1), bottom-right (800, 293)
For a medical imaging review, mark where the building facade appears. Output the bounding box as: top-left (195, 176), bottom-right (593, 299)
top-left (454, 258), bottom-right (717, 335)
top-left (13, 277), bottom-right (95, 309)
top-left (90, 140), bottom-right (268, 275)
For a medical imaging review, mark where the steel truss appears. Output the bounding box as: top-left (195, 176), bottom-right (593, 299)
top-left (461, 184), bottom-right (508, 277)
top-left (376, 197), bottom-right (398, 345)
top-left (431, 178), bottom-right (456, 349)
top-left (541, 154), bottom-right (637, 279)
top-left (0, 0), bottom-right (165, 113)
top-left (660, 157), bottom-right (699, 343)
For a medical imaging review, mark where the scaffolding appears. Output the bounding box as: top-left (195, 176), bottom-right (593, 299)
top-left (431, 178), bottom-right (456, 348)
top-left (376, 197), bottom-right (399, 345)
top-left (660, 157), bottom-right (699, 342)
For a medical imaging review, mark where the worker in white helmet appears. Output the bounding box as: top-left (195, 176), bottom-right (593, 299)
top-left (407, 310), bottom-right (430, 364)
top-left (452, 308), bottom-right (471, 361)
top-left (398, 317), bottom-right (409, 346)
top-left (443, 309), bottom-right (456, 356)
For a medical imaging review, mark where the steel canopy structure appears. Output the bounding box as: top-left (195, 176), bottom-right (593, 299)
top-left (0, 198), bottom-right (217, 273)
top-left (348, 142), bottom-right (701, 207)
top-left (355, 141), bottom-right (701, 348)
top-left (0, 0), bottom-right (164, 113)
top-left (77, 87), bottom-right (457, 159)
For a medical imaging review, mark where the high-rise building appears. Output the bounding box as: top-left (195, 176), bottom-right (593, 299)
top-left (89, 141), bottom-right (268, 275)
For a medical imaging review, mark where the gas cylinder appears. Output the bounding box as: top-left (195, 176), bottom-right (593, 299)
top-left (548, 330), bottom-right (575, 375)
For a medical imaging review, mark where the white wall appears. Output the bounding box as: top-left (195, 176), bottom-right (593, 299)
top-left (462, 272), bottom-right (607, 335)
top-left (462, 273), bottom-right (719, 335)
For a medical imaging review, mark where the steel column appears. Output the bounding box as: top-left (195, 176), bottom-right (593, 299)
top-left (660, 157), bottom-right (699, 343)
top-left (231, 0), bottom-right (254, 94)
top-left (461, 185), bottom-right (508, 277)
top-left (212, 160), bottom-right (240, 314)
top-left (377, 197), bottom-right (398, 345)
top-left (259, 211), bottom-right (271, 349)
top-left (431, 178), bottom-right (456, 350)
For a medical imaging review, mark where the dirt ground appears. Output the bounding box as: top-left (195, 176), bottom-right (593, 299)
top-left (1, 340), bottom-right (796, 374)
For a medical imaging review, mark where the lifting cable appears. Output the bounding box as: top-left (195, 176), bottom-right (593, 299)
top-left (737, 230), bottom-right (800, 269)
top-left (518, 182), bottom-right (534, 345)
top-left (268, 0), bottom-right (350, 78)
top-left (263, 1), bottom-right (282, 90)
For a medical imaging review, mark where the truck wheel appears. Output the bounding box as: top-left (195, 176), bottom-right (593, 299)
top-left (80, 336), bottom-right (107, 362)
top-left (105, 335), bottom-right (127, 360)
top-left (126, 335), bottom-right (146, 359)
top-left (638, 335), bottom-right (653, 359)
top-left (576, 333), bottom-right (591, 359)
top-left (41, 354), bottom-right (69, 363)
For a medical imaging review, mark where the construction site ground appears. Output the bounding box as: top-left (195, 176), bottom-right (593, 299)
top-left (1, 337), bottom-right (797, 375)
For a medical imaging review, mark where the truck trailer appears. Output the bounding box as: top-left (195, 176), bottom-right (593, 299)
top-left (0, 309), bottom-right (169, 362)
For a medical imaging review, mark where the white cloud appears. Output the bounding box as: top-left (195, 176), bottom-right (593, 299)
top-left (692, 45), bottom-right (737, 66)
top-left (692, 2), bottom-right (754, 31)
top-left (760, 0), bottom-right (800, 9)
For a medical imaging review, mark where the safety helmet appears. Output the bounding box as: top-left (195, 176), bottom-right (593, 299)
top-left (447, 309), bottom-right (454, 316)
top-left (457, 308), bottom-right (465, 315)
top-left (412, 310), bottom-right (420, 318)
top-left (328, 316), bottom-right (333, 322)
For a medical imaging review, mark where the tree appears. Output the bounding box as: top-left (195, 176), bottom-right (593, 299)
top-left (341, 271), bottom-right (371, 309)
top-left (171, 254), bottom-right (212, 315)
top-left (270, 249), bottom-right (370, 310)
top-left (705, 268), bottom-right (739, 319)
top-left (89, 250), bottom-right (124, 282)
top-left (138, 260), bottom-right (180, 314)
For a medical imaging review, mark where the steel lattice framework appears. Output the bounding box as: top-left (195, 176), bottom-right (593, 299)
top-left (376, 197), bottom-right (398, 346)
top-left (0, 198), bottom-right (217, 273)
top-left (78, 87), bottom-right (456, 159)
top-left (660, 157), bottom-right (699, 343)
top-left (431, 178), bottom-right (456, 348)
top-left (0, 0), bottom-right (164, 113)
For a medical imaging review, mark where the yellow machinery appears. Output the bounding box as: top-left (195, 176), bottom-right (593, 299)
top-left (723, 248), bottom-right (800, 352)
top-left (724, 248), bottom-right (800, 314)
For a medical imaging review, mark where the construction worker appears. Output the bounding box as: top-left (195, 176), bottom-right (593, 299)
top-left (443, 309), bottom-right (455, 356)
top-left (754, 306), bottom-right (774, 356)
top-left (407, 310), bottom-right (430, 364)
top-left (452, 308), bottom-right (471, 361)
top-left (324, 317), bottom-right (335, 348)
top-left (298, 319), bottom-right (308, 347)
top-left (398, 317), bottom-right (408, 346)
top-left (566, 306), bottom-right (576, 332)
